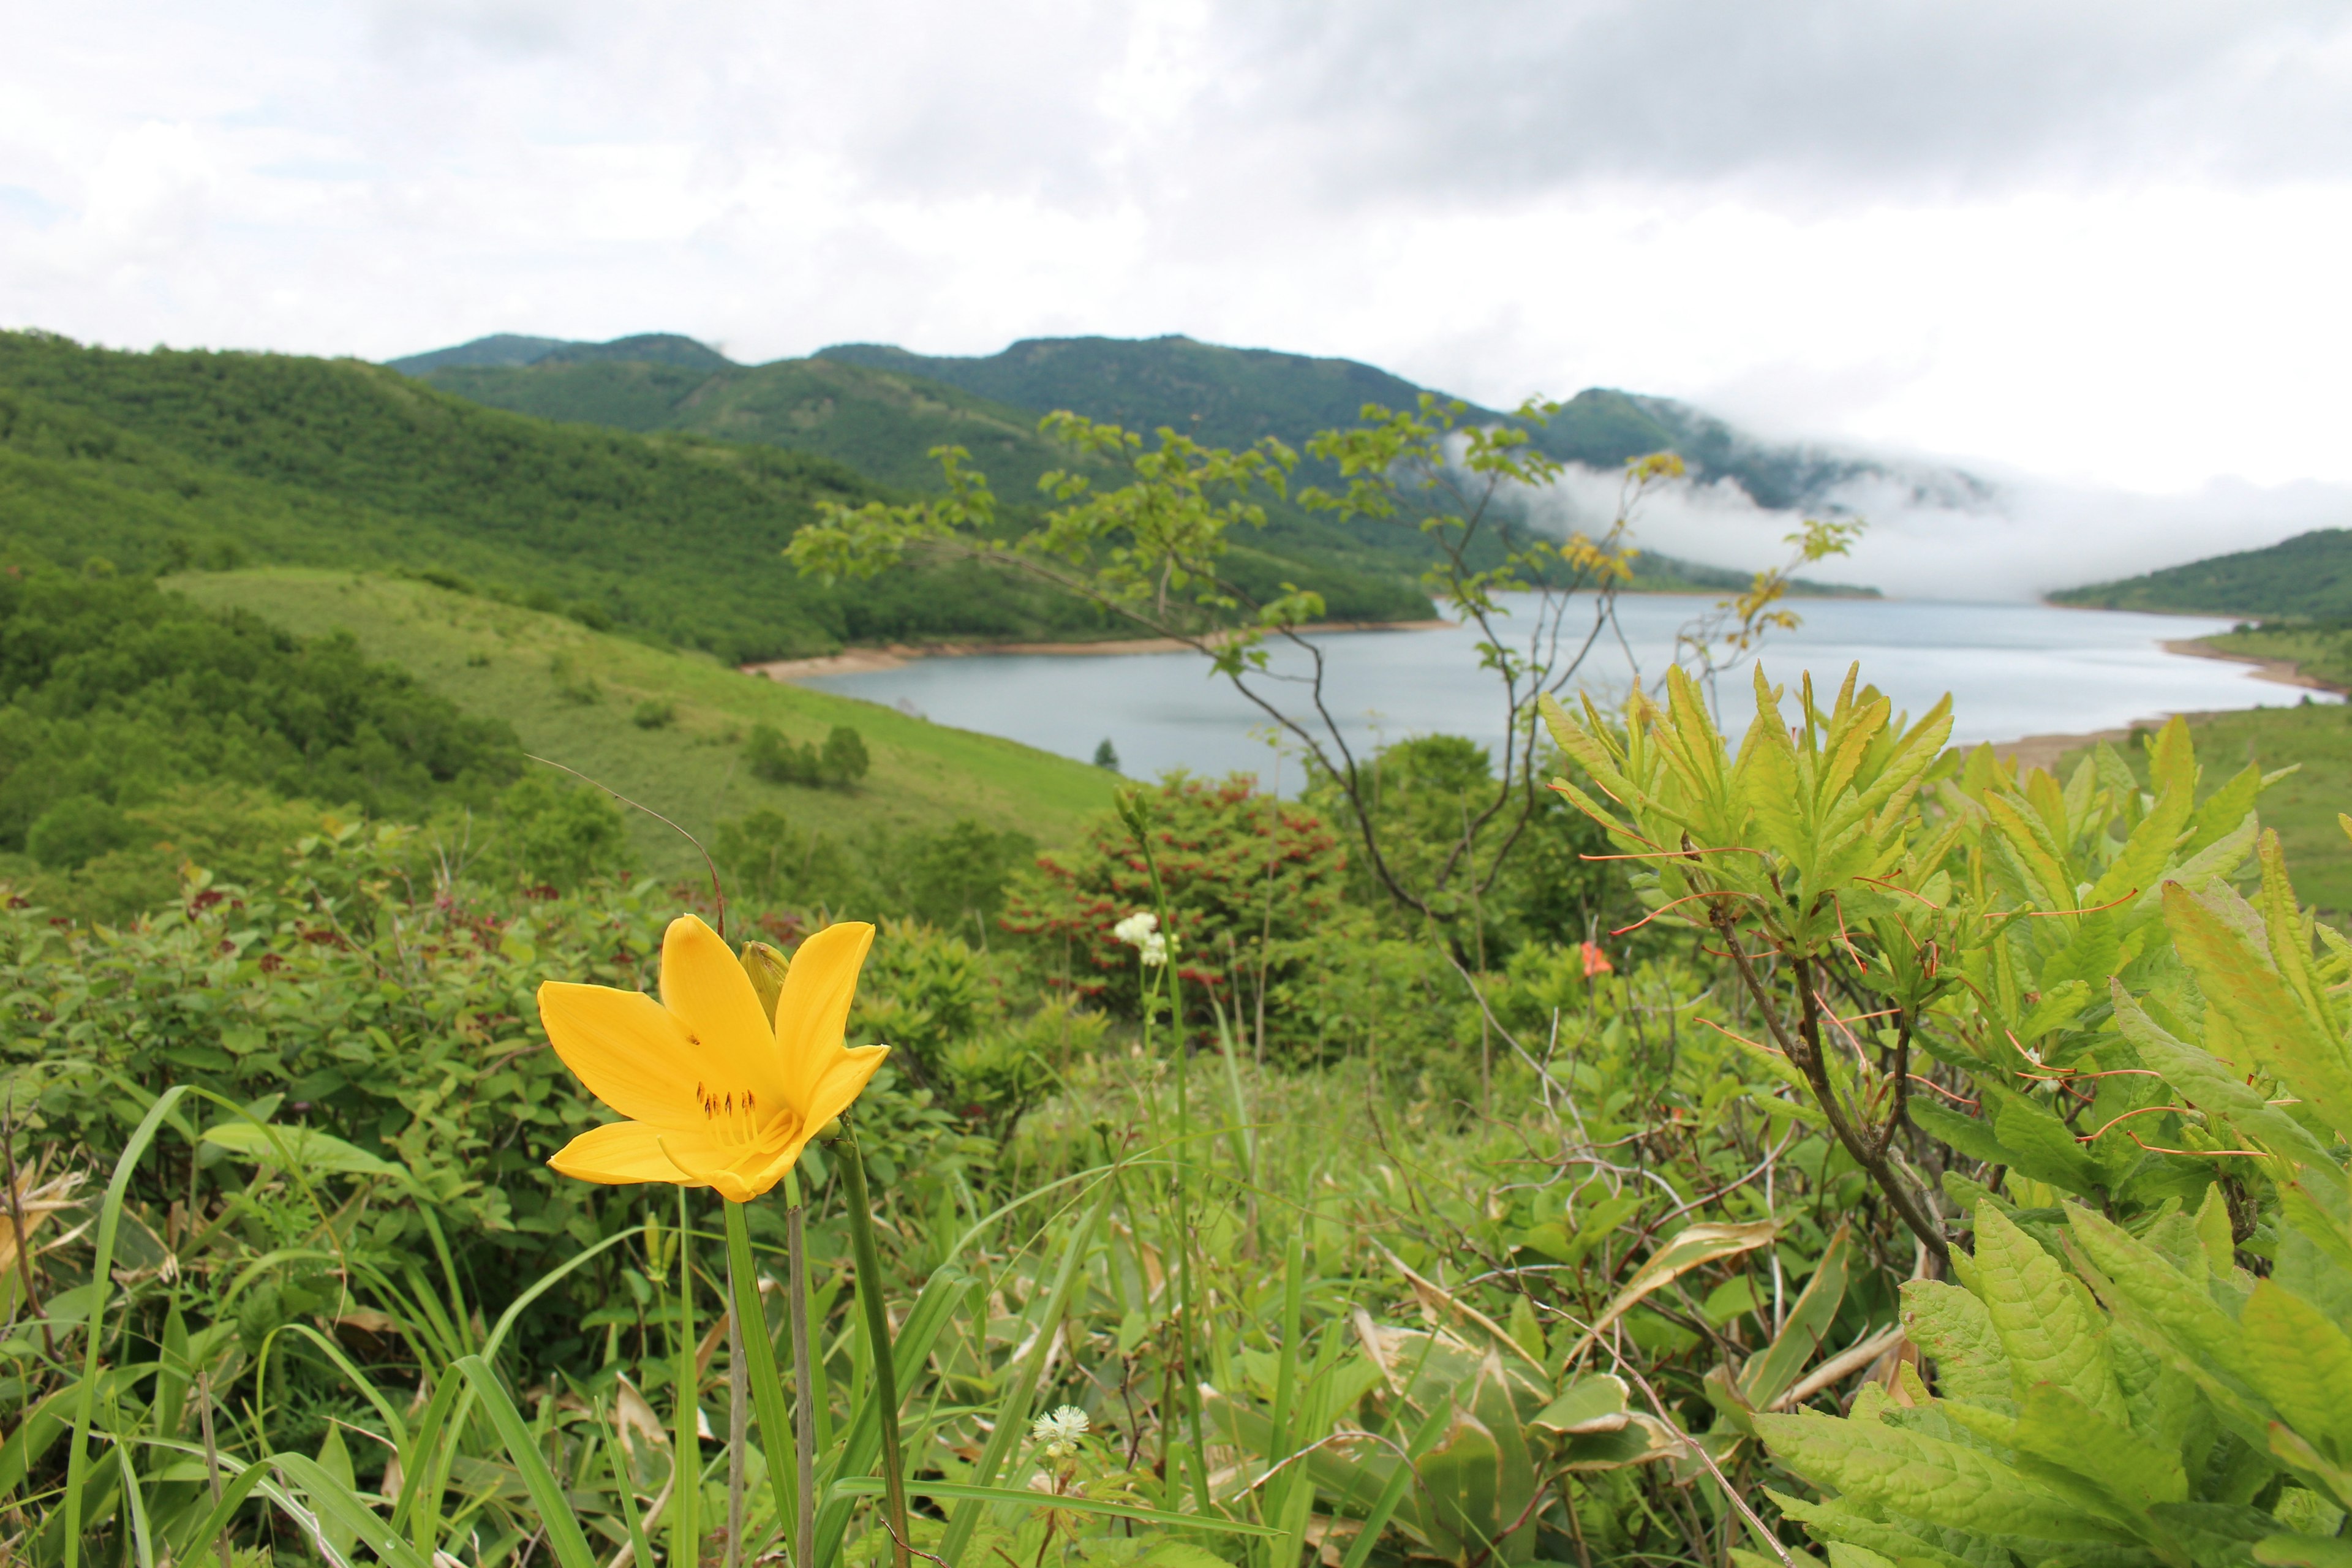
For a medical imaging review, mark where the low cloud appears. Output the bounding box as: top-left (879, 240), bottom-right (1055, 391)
top-left (1528, 461), bottom-right (2352, 603)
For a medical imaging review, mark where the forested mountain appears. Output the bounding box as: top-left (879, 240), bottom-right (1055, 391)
top-left (398, 331), bottom-right (1880, 594)
top-left (0, 330), bottom-right (1428, 662)
top-left (2052, 528), bottom-right (2352, 619)
top-left (820, 334), bottom-right (1985, 514)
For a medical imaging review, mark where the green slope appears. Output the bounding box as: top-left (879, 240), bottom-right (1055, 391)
top-left (407, 347), bottom-right (1439, 618)
top-left (170, 569), bottom-right (1120, 876)
top-left (0, 331), bottom-right (1173, 661)
top-left (2052, 529), bottom-right (2352, 620)
top-left (422, 350), bottom-right (1082, 494)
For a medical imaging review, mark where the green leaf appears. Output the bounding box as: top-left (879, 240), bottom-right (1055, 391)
top-left (1897, 1282), bottom-right (2010, 1410)
top-left (1970, 1205), bottom-right (2127, 1426)
top-left (1529, 1374), bottom-right (1629, 1437)
top-left (2111, 982), bottom-right (2335, 1170)
top-left (1757, 1409), bottom-right (2122, 1543)
top-left (1414, 1411), bottom-right (1506, 1562)
top-left (1558, 1220), bottom-right (1777, 1367)
top-left (2165, 883), bottom-right (2352, 1142)
top-left (202, 1121), bottom-right (404, 1178)
top-left (2256, 1536), bottom-right (2352, 1568)
top-left (2240, 1281), bottom-right (2352, 1464)
top-left (2011, 1382), bottom-right (2187, 1512)
top-left (1767, 1490), bottom-right (1977, 1568)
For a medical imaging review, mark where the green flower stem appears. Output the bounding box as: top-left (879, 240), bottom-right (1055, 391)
top-left (838, 1117), bottom-right (912, 1568)
top-left (725, 1200), bottom-right (799, 1558)
top-left (786, 1170), bottom-right (816, 1568)
top-left (674, 1188), bottom-right (700, 1568)
top-left (1118, 792), bottom-right (1211, 1513)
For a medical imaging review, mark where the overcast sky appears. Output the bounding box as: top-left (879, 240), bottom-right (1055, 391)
top-left (6, 1), bottom-right (2351, 568)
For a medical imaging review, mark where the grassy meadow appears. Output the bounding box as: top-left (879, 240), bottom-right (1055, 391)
top-left (10, 334), bottom-right (2352, 1568)
top-left (170, 568), bottom-right (1121, 876)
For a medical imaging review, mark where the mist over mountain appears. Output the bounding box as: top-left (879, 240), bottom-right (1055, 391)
top-left (390, 328), bottom-right (2352, 603)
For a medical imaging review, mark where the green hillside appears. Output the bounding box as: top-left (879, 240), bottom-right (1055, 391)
top-left (170, 569), bottom-right (1121, 875)
top-left (421, 350), bottom-right (1090, 494)
top-left (0, 330), bottom-right (1406, 662)
top-left (2052, 529), bottom-right (2352, 619)
top-left (402, 346), bottom-right (1442, 611)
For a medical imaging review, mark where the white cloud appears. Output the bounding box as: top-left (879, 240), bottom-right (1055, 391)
top-left (3, 0), bottom-right (2351, 545)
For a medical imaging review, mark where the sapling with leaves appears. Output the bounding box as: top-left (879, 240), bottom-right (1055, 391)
top-left (786, 394), bottom-right (1836, 942)
top-left (1540, 668), bottom-right (2278, 1267)
top-left (1758, 825), bottom-right (2352, 1568)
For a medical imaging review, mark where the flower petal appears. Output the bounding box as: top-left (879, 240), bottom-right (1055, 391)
top-left (660, 914), bottom-right (786, 1104)
top-left (775, 921), bottom-right (875, 1107)
top-left (539, 982), bottom-right (701, 1127)
top-left (803, 1044), bottom-right (891, 1136)
top-left (548, 1120), bottom-right (731, 1186)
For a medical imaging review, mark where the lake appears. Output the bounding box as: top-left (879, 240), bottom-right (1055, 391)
top-left (801, 598), bottom-right (2332, 783)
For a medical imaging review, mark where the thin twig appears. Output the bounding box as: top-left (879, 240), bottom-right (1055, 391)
top-left (524, 753), bottom-right (728, 939)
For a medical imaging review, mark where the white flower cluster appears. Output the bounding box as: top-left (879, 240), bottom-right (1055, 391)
top-left (1112, 910), bottom-right (1169, 967)
top-left (1031, 1404), bottom-right (1090, 1457)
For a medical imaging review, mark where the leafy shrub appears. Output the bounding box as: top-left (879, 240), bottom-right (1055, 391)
top-left (1000, 771), bottom-right (1349, 1052)
top-left (631, 698), bottom-right (676, 729)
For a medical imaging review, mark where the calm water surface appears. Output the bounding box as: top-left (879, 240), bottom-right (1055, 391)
top-left (804, 598), bottom-right (2332, 783)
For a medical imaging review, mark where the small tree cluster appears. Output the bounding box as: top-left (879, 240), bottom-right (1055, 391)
top-left (745, 722), bottom-right (870, 789)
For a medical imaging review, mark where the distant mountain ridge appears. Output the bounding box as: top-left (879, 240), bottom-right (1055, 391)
top-left (2052, 529), bottom-right (2352, 620)
top-left (817, 334), bottom-right (1983, 516)
top-left (393, 330), bottom-right (1913, 592)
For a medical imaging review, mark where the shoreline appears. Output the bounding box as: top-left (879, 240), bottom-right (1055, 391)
top-left (742, 617), bottom-right (1455, 681)
top-left (1986, 635), bottom-right (2345, 772)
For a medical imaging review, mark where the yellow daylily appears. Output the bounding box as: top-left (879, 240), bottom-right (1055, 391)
top-left (541, 914), bottom-right (887, 1202)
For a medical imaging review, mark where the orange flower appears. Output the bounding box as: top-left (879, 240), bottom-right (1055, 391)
top-left (541, 915), bottom-right (887, 1202)
top-left (1579, 940), bottom-right (1614, 979)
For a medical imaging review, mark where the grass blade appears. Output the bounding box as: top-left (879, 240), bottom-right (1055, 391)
top-left (839, 1118), bottom-right (912, 1568)
top-left (63, 1083), bottom-right (190, 1568)
top-left (725, 1198), bottom-right (798, 1554)
top-left (452, 1355), bottom-right (601, 1568)
top-left (274, 1452), bottom-right (437, 1568)
top-left (936, 1174), bottom-right (1115, 1568)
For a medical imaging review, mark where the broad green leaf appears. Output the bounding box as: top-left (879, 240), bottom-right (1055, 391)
top-left (2010, 1382), bottom-right (2187, 1510)
top-left (1768, 1489), bottom-right (1978, 1568)
top-left (1414, 1411), bottom-right (1504, 1561)
top-left (2064, 1205), bottom-right (2260, 1417)
top-left (1530, 1373), bottom-right (1629, 1437)
top-left (1757, 1409), bottom-right (2122, 1542)
top-left (2240, 1281), bottom-right (2352, 1464)
top-left (2166, 883), bottom-right (2352, 1141)
top-left (2257, 1534), bottom-right (2352, 1568)
top-left (2110, 982), bottom-right (2335, 1171)
top-left (1971, 1205), bottom-right (2126, 1426)
top-left (1898, 1281), bottom-right (2010, 1410)
top-left (202, 1122), bottom-right (404, 1179)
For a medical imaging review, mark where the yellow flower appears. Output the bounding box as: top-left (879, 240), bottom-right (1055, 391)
top-left (541, 915), bottom-right (888, 1202)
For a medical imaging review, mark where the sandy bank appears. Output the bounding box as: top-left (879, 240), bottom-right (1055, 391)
top-left (741, 618), bottom-right (1455, 682)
